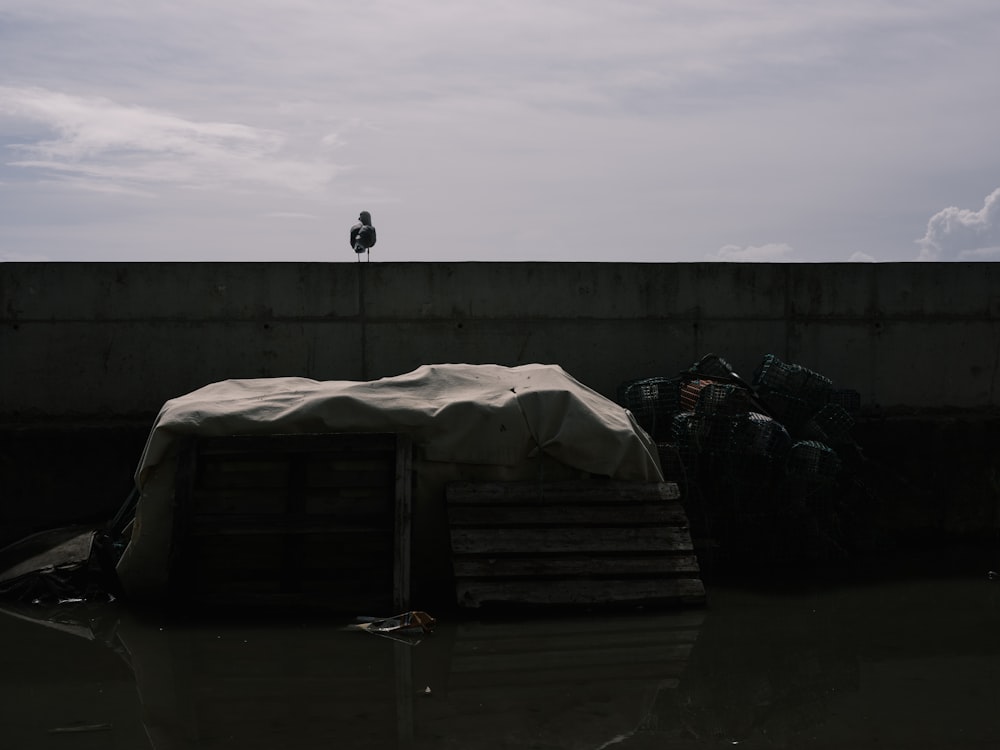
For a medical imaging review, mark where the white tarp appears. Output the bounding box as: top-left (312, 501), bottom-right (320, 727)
top-left (117, 363), bottom-right (663, 597)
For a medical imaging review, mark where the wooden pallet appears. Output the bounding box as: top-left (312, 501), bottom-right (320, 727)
top-left (446, 480), bottom-right (704, 608)
top-left (170, 432), bottom-right (411, 611)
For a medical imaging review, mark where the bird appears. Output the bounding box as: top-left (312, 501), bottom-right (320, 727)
top-left (350, 210), bottom-right (377, 261)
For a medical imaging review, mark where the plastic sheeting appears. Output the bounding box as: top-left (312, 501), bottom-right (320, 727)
top-left (117, 363), bottom-right (662, 598)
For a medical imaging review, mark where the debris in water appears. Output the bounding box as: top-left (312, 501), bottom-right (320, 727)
top-left (348, 611), bottom-right (436, 644)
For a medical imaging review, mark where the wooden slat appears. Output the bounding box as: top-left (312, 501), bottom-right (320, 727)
top-left (304, 467), bottom-right (395, 488)
top-left (302, 491), bottom-right (394, 517)
top-left (199, 460), bottom-right (290, 489)
top-left (449, 526), bottom-right (694, 555)
top-left (452, 554), bottom-right (700, 578)
top-left (169, 432), bottom-right (410, 611)
top-left (446, 479), bottom-right (703, 609)
top-left (447, 480), bottom-right (680, 505)
top-left (193, 487), bottom-right (394, 516)
top-left (455, 578), bottom-right (706, 607)
top-left (191, 488), bottom-right (290, 515)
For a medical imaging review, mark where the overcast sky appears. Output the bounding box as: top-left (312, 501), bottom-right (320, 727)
top-left (1, 1), bottom-right (999, 263)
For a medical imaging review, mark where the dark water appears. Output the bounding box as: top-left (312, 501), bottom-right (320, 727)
top-left (3, 577), bottom-right (1000, 749)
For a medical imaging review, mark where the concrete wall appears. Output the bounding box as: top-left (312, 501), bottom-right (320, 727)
top-left (3, 261), bottom-right (1000, 419)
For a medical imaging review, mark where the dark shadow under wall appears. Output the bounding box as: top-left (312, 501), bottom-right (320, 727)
top-left (0, 421), bottom-right (151, 548)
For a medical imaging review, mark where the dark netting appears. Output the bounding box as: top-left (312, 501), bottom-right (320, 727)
top-left (618, 376), bottom-right (682, 441)
top-left (756, 388), bottom-right (818, 432)
top-left (787, 440), bottom-right (841, 484)
top-left (689, 353), bottom-right (738, 380)
top-left (753, 354), bottom-right (833, 403)
top-left (671, 412), bottom-right (702, 465)
top-left (621, 353), bottom-right (867, 570)
top-left (694, 382), bottom-right (754, 417)
top-left (656, 442), bottom-right (688, 483)
top-left (801, 403), bottom-right (856, 447)
top-left (716, 413), bottom-right (791, 492)
top-left (615, 376), bottom-right (644, 406)
top-left (671, 411), bottom-right (698, 443)
top-left (731, 412), bottom-right (793, 458)
top-left (692, 414), bottom-right (739, 457)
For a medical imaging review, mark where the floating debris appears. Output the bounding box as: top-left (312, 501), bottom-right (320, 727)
top-left (348, 611), bottom-right (436, 644)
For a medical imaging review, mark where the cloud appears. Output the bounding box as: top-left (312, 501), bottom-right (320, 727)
top-left (916, 187), bottom-right (1000, 260)
top-left (706, 243), bottom-right (796, 262)
top-left (0, 86), bottom-right (341, 195)
top-left (848, 251), bottom-right (877, 262)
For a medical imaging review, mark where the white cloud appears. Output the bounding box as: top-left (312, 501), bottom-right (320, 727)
top-left (0, 86), bottom-right (341, 195)
top-left (848, 252), bottom-right (877, 262)
top-left (916, 187), bottom-right (1000, 260)
top-left (706, 243), bottom-right (796, 262)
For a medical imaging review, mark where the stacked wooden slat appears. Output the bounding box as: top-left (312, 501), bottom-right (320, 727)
top-left (446, 480), bottom-right (704, 608)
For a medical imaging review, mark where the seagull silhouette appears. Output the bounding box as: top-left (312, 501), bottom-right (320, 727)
top-left (350, 210), bottom-right (376, 262)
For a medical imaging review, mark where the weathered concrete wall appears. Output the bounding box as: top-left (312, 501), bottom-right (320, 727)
top-left (3, 261), bottom-right (1000, 418)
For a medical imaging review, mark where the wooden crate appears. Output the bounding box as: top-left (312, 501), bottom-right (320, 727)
top-left (170, 432), bottom-right (411, 611)
top-left (446, 480), bottom-right (704, 608)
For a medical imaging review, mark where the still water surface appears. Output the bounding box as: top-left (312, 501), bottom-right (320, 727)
top-left (3, 577), bottom-right (1000, 749)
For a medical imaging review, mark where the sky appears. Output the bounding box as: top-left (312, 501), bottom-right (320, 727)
top-left (1, 0), bottom-right (999, 263)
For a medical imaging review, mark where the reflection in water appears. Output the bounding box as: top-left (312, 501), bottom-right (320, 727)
top-left (3, 578), bottom-right (1000, 748)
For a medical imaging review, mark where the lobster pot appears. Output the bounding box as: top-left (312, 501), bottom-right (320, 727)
top-left (786, 440), bottom-right (841, 485)
top-left (801, 403), bottom-right (856, 447)
top-left (693, 414), bottom-right (739, 457)
top-left (656, 442), bottom-right (687, 484)
top-left (619, 377), bottom-right (682, 442)
top-left (689, 353), bottom-right (739, 380)
top-left (753, 354), bottom-right (833, 404)
top-left (728, 411), bottom-right (791, 466)
top-left (735, 413), bottom-right (793, 456)
top-left (756, 389), bottom-right (817, 434)
top-left (715, 413), bottom-right (789, 491)
top-left (670, 412), bottom-right (703, 478)
top-left (694, 382), bottom-right (753, 418)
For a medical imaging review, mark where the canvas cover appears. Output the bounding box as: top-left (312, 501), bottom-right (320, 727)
top-left (117, 363), bottom-right (662, 597)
